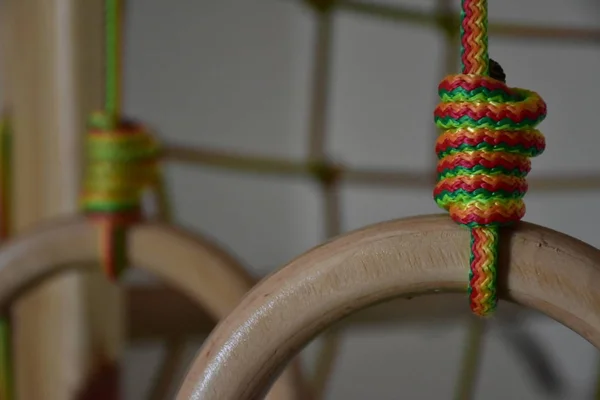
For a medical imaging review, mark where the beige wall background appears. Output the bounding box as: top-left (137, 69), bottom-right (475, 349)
top-left (3, 0), bottom-right (600, 399)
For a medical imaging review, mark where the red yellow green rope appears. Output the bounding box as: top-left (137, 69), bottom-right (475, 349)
top-left (80, 114), bottom-right (159, 280)
top-left (433, 0), bottom-right (547, 316)
top-left (80, 0), bottom-right (159, 280)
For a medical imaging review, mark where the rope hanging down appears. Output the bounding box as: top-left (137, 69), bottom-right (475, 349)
top-left (80, 0), bottom-right (160, 280)
top-left (433, 0), bottom-right (547, 316)
top-left (0, 113), bottom-right (12, 241)
top-left (0, 112), bottom-right (12, 400)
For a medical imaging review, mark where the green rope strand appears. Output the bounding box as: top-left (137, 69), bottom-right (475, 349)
top-left (0, 113), bottom-right (13, 400)
top-left (105, 0), bottom-right (122, 122)
top-left (0, 319), bottom-right (12, 400)
top-left (0, 114), bottom-right (12, 240)
top-left (454, 317), bottom-right (486, 400)
top-left (594, 359), bottom-right (600, 399)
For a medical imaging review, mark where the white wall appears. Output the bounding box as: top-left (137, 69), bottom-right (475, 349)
top-left (6, 0), bottom-right (600, 398)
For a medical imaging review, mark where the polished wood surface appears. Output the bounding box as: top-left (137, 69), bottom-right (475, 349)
top-left (177, 214), bottom-right (600, 400)
top-left (0, 216), bottom-right (306, 399)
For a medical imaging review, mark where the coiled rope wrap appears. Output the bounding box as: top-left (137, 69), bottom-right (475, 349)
top-left (433, 0), bottom-right (547, 317)
top-left (80, 111), bottom-right (159, 280)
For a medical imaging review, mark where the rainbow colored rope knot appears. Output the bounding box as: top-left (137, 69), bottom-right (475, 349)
top-left (81, 111), bottom-right (159, 280)
top-left (433, 73), bottom-right (547, 316)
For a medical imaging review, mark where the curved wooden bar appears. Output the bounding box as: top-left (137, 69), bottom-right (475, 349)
top-left (176, 214), bottom-right (600, 400)
top-left (0, 216), bottom-right (306, 400)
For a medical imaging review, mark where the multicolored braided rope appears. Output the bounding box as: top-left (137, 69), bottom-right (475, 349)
top-left (433, 0), bottom-right (547, 317)
top-left (80, 113), bottom-right (159, 280)
top-left (80, 0), bottom-right (159, 280)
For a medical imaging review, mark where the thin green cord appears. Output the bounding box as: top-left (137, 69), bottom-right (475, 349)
top-left (0, 319), bottom-right (12, 400)
top-left (0, 113), bottom-right (12, 400)
top-left (105, 0), bottom-right (121, 120)
top-left (594, 359), bottom-right (600, 399)
top-left (454, 317), bottom-right (486, 400)
top-left (0, 115), bottom-right (12, 239)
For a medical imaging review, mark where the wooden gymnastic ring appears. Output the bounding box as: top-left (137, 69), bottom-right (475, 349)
top-left (0, 216), bottom-right (306, 400)
top-left (176, 214), bottom-right (600, 400)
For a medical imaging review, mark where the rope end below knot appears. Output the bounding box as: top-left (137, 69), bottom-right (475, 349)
top-left (469, 225), bottom-right (499, 317)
